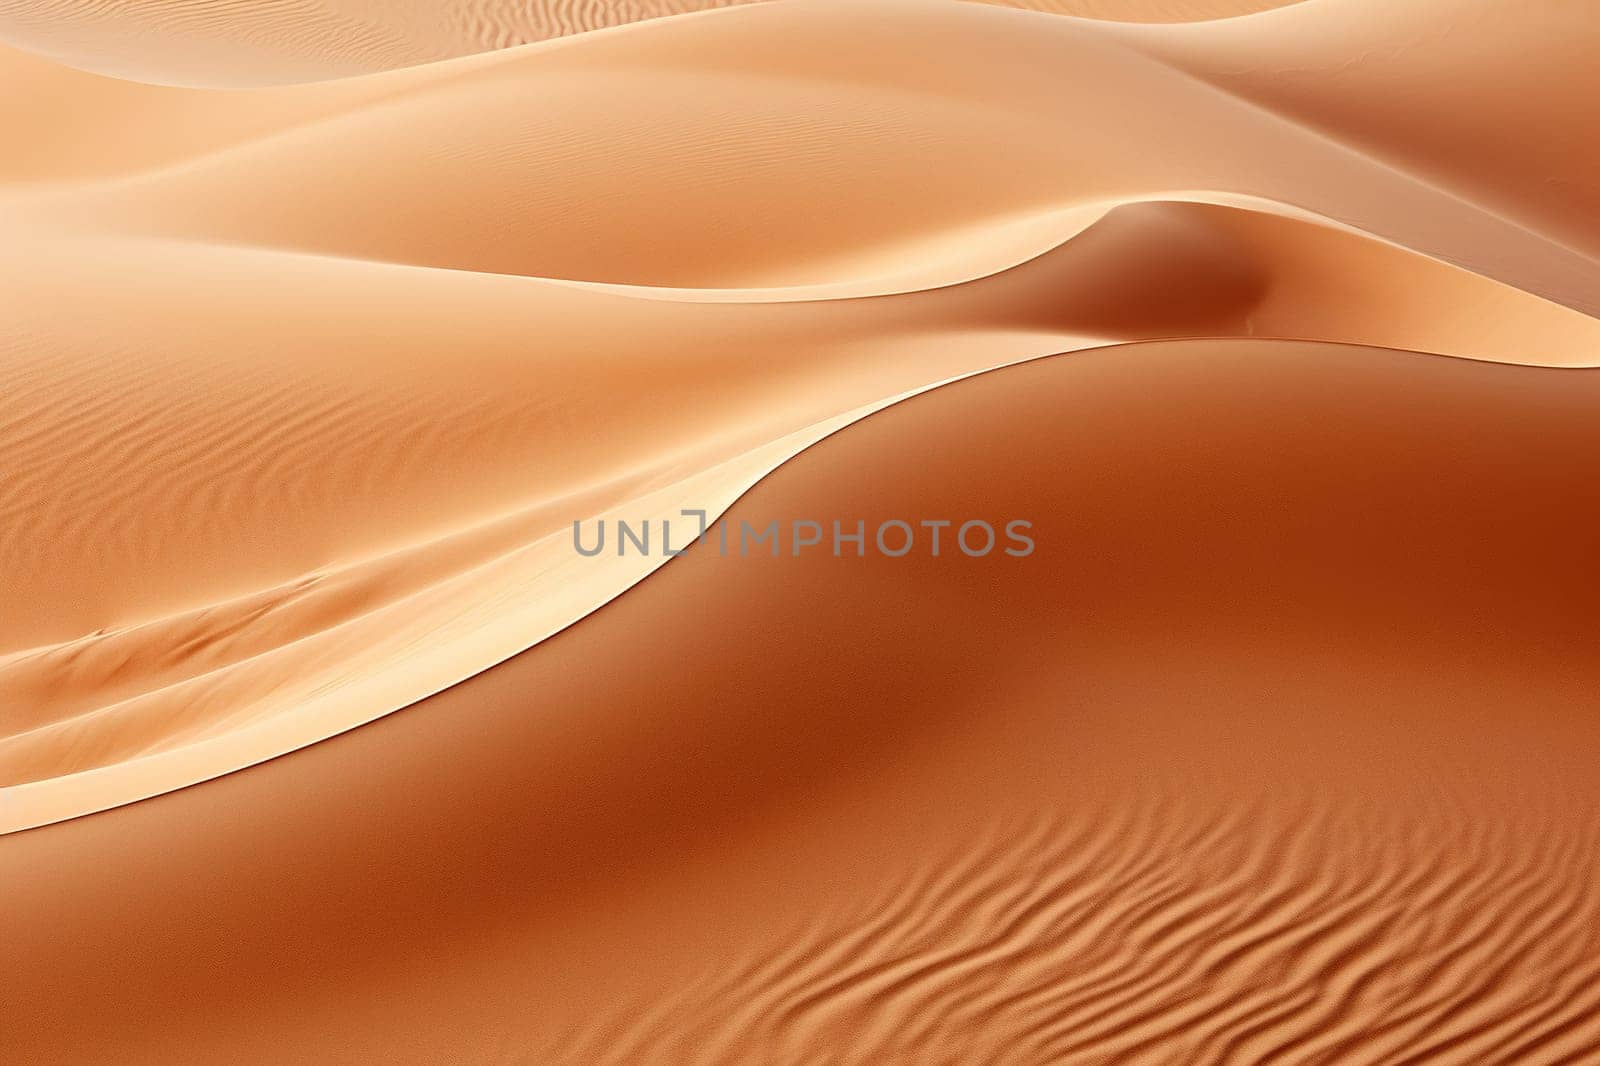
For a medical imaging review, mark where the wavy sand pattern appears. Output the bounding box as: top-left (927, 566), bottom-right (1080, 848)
top-left (3, 1), bottom-right (1600, 1063)
top-left (0, 0), bottom-right (1304, 85)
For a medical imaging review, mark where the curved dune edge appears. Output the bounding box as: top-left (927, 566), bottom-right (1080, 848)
top-left (1094, 0), bottom-right (1600, 263)
top-left (0, 332), bottom-right (1591, 835)
top-left (193, 190), bottom-right (1600, 310)
top-left (4, 0), bottom-right (1598, 1057)
top-left (8, 189), bottom-right (1600, 832)
top-left (22, 190), bottom-right (1580, 310)
top-left (6, 338), bottom-right (1600, 1064)
top-left (0, 0), bottom-right (1311, 88)
top-left (7, 2), bottom-right (1593, 314)
top-left (2, 357), bottom-right (1048, 833)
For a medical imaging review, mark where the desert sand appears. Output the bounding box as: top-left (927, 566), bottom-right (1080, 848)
top-left (3, 0), bottom-right (1599, 1062)
top-left (0, 0), bottom-right (1304, 85)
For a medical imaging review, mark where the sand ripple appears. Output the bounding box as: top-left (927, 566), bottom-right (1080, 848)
top-left (3, 1), bottom-right (1600, 1062)
top-left (538, 803), bottom-right (1600, 1064)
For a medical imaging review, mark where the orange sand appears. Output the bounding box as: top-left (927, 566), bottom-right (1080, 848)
top-left (2, 1), bottom-right (1599, 1062)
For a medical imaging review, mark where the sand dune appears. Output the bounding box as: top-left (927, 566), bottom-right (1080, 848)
top-left (1107, 0), bottom-right (1600, 258)
top-left (3, 0), bottom-right (1599, 1061)
top-left (6, 2), bottom-right (1595, 313)
top-left (6, 195), bottom-right (1599, 830)
top-left (0, 0), bottom-right (1307, 86)
top-left (7, 342), bottom-right (1600, 1063)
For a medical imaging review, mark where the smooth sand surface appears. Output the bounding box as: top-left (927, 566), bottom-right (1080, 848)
top-left (8, 341), bottom-right (1600, 1062)
top-left (0, 0), bottom-right (1306, 86)
top-left (3, 0), bottom-right (1599, 1061)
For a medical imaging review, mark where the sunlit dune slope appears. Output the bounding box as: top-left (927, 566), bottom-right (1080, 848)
top-left (0, 0), bottom-right (1307, 87)
top-left (5, 0), bottom-right (1600, 1052)
top-left (5, 195), bottom-right (1599, 831)
top-left (1106, 0), bottom-right (1600, 258)
top-left (5, 0), bottom-right (1596, 318)
top-left (6, 341), bottom-right (1600, 1064)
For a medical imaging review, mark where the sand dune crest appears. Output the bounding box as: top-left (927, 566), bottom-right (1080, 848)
top-left (4, 0), bottom-right (1600, 1061)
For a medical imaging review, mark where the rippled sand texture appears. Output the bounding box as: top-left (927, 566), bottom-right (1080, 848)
top-left (4, 1), bottom-right (1600, 1063)
top-left (0, 0), bottom-right (1306, 85)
